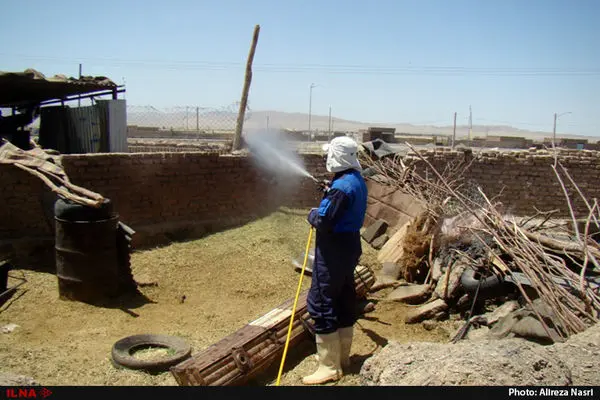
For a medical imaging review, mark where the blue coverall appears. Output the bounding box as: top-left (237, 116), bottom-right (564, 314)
top-left (307, 168), bottom-right (368, 334)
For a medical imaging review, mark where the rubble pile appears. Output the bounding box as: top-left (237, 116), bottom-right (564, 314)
top-left (361, 146), bottom-right (600, 344)
top-left (360, 322), bottom-right (600, 386)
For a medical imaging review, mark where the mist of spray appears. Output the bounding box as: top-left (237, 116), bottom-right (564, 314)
top-left (243, 129), bottom-right (317, 182)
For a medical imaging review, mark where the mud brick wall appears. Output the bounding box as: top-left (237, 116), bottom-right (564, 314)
top-left (363, 147), bottom-right (600, 233)
top-left (405, 148), bottom-right (600, 217)
top-left (0, 165), bottom-right (55, 238)
top-left (7, 146), bottom-right (597, 267)
top-left (0, 152), bottom-right (328, 256)
top-left (60, 153), bottom-right (327, 246)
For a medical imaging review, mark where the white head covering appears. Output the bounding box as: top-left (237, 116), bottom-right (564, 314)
top-left (322, 136), bottom-right (362, 173)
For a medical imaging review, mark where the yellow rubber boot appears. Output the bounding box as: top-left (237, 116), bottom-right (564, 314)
top-left (302, 331), bottom-right (342, 385)
top-left (339, 326), bottom-right (353, 370)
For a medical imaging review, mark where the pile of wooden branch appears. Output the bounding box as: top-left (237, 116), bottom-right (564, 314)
top-left (363, 145), bottom-right (600, 341)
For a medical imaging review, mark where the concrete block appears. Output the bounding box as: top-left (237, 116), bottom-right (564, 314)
top-left (371, 234), bottom-right (388, 250)
top-left (361, 219), bottom-right (388, 244)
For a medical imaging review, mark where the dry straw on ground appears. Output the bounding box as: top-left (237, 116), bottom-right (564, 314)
top-left (0, 207), bottom-right (448, 386)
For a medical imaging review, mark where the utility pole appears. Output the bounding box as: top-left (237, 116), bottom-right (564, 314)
top-left (452, 112), bottom-right (457, 149)
top-left (186, 106), bottom-right (189, 130)
top-left (308, 83), bottom-right (317, 139)
top-left (196, 107), bottom-right (199, 132)
top-left (266, 115), bottom-right (270, 133)
top-left (552, 112), bottom-right (558, 149)
top-left (553, 112), bottom-right (573, 149)
top-left (78, 63), bottom-right (82, 107)
top-left (468, 105), bottom-right (472, 141)
top-left (328, 105), bottom-right (332, 139)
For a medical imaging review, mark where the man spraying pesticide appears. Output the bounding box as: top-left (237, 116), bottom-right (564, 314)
top-left (302, 136), bottom-right (368, 385)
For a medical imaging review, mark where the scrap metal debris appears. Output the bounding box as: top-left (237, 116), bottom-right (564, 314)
top-left (362, 144), bottom-right (600, 343)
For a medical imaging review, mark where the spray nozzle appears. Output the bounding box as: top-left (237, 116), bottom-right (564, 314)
top-left (315, 179), bottom-right (331, 193)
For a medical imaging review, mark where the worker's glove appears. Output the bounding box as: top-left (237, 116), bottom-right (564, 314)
top-left (316, 179), bottom-right (331, 193)
top-left (306, 208), bottom-right (318, 226)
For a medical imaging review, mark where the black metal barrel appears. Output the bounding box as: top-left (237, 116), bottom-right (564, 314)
top-left (55, 215), bottom-right (121, 302)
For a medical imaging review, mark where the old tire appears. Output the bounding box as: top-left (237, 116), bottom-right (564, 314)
top-left (460, 268), bottom-right (504, 294)
top-left (111, 334), bottom-right (192, 372)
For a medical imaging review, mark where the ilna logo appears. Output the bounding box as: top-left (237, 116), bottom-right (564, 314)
top-left (5, 388), bottom-right (52, 398)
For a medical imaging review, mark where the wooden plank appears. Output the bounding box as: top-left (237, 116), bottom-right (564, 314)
top-left (378, 220), bottom-right (410, 264)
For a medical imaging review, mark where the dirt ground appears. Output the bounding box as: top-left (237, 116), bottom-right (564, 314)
top-left (0, 207), bottom-right (452, 386)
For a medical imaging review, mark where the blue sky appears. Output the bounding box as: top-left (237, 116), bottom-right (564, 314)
top-left (1, 0), bottom-right (599, 135)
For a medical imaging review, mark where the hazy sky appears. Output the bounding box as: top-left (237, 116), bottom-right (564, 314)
top-left (1, 0), bottom-right (599, 135)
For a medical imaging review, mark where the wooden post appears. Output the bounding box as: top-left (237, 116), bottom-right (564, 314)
top-left (232, 25), bottom-right (260, 151)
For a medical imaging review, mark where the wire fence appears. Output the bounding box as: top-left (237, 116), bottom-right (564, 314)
top-left (126, 103), bottom-right (250, 134)
top-left (123, 103), bottom-right (599, 154)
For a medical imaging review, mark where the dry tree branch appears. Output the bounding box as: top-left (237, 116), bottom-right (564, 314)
top-left (580, 200), bottom-right (598, 307)
top-left (552, 165), bottom-right (600, 272)
top-left (362, 143), bottom-right (599, 337)
top-left (559, 163), bottom-right (600, 230)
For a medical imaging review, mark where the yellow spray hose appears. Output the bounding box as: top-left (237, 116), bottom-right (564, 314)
top-left (275, 226), bottom-right (314, 386)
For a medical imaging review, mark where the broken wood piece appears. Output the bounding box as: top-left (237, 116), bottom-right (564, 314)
top-left (431, 258), bottom-right (443, 282)
top-left (490, 254), bottom-right (510, 275)
top-left (377, 220), bottom-right (410, 265)
top-left (434, 260), bottom-right (468, 301)
top-left (522, 229), bottom-right (600, 270)
top-left (405, 299), bottom-right (448, 324)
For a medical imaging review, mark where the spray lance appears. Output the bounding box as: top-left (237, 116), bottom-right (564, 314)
top-left (308, 174), bottom-right (331, 193)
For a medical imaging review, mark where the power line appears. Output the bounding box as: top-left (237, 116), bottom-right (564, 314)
top-left (3, 53), bottom-right (600, 76)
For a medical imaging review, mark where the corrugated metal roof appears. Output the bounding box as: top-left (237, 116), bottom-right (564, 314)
top-left (0, 68), bottom-right (117, 108)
